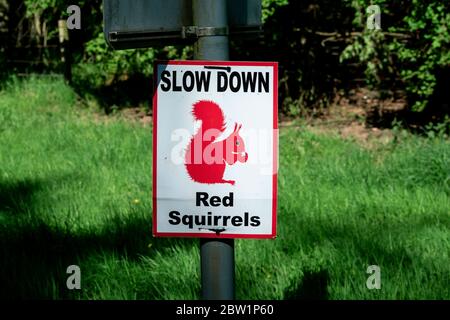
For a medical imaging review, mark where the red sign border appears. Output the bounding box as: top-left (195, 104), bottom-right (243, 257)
top-left (152, 60), bottom-right (278, 239)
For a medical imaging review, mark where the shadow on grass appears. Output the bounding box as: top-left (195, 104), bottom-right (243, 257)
top-left (273, 206), bottom-right (441, 300)
top-left (72, 73), bottom-right (154, 115)
top-left (284, 270), bottom-right (329, 300)
top-left (0, 179), bottom-right (42, 214)
top-left (0, 178), bottom-right (195, 299)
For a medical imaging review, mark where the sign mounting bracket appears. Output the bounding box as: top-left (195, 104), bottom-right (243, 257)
top-left (181, 26), bottom-right (229, 39)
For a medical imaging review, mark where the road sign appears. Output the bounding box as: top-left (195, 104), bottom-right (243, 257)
top-left (153, 60), bottom-right (278, 239)
top-left (103, 0), bottom-right (262, 49)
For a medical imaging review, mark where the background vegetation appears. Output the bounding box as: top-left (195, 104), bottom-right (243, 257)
top-left (1, 0), bottom-right (449, 122)
top-left (0, 0), bottom-right (449, 300)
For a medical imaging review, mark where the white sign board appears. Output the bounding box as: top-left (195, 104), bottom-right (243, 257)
top-left (153, 61), bottom-right (278, 239)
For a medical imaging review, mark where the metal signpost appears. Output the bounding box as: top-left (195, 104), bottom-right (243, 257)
top-left (193, 0), bottom-right (233, 300)
top-left (153, 60), bottom-right (277, 298)
top-left (103, 0), bottom-right (276, 300)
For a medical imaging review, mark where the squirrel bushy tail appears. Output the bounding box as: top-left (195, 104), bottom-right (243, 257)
top-left (192, 100), bottom-right (225, 133)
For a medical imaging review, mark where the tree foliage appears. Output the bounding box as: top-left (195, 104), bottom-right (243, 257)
top-left (2, 0), bottom-right (449, 116)
top-left (341, 0), bottom-right (450, 111)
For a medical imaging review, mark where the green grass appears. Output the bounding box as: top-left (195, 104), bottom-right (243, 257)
top-left (0, 77), bottom-right (449, 300)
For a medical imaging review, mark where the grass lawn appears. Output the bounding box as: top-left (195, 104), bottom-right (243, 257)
top-left (0, 77), bottom-right (448, 299)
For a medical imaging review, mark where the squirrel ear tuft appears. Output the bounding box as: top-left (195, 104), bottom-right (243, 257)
top-left (233, 123), bottom-right (238, 132)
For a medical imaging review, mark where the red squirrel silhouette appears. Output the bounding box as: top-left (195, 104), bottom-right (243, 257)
top-left (185, 100), bottom-right (248, 185)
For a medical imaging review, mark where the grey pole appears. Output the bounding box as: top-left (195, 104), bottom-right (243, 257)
top-left (193, 0), bottom-right (229, 61)
top-left (192, 0), bottom-right (235, 300)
